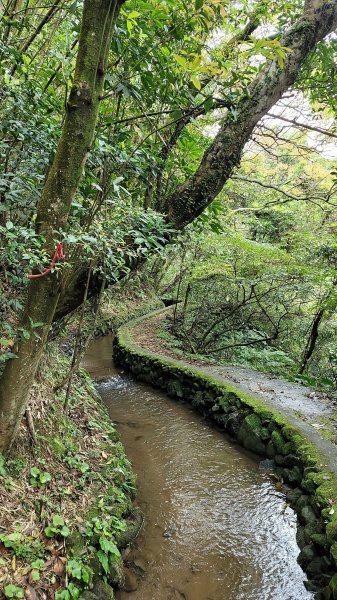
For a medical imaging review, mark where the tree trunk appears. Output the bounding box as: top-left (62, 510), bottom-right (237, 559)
top-left (50, 0), bottom-right (337, 322)
top-left (0, 0), bottom-right (123, 453)
top-left (299, 308), bottom-right (325, 374)
top-left (163, 0), bottom-right (337, 228)
top-left (299, 278), bottom-right (337, 373)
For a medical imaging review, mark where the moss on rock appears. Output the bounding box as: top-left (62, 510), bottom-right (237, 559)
top-left (113, 309), bottom-right (337, 597)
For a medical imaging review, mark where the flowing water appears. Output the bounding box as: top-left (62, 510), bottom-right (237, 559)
top-left (82, 335), bottom-right (314, 600)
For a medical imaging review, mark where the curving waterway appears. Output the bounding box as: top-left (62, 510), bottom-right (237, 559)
top-left (83, 335), bottom-right (314, 600)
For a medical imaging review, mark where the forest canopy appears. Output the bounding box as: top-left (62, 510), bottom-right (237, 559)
top-left (1, 0), bottom-right (337, 451)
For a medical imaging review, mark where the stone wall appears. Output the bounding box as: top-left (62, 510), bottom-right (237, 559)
top-left (114, 315), bottom-right (337, 599)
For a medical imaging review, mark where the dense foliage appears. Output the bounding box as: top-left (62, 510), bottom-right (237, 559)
top-left (0, 0), bottom-right (337, 443)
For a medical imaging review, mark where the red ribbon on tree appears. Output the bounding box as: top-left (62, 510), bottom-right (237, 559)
top-left (28, 242), bottom-right (65, 279)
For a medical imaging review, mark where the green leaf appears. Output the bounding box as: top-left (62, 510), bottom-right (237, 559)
top-left (31, 559), bottom-right (45, 569)
top-left (30, 466), bottom-right (40, 478)
top-left (4, 585), bottom-right (24, 599)
top-left (172, 109), bottom-right (182, 120)
top-left (67, 559), bottom-right (82, 579)
top-left (3, 532), bottom-right (23, 544)
top-left (99, 537), bottom-right (121, 560)
top-left (68, 583), bottom-right (80, 599)
top-left (173, 54), bottom-right (187, 68)
top-left (52, 515), bottom-right (65, 527)
top-left (31, 569), bottom-right (40, 581)
top-left (40, 471), bottom-right (52, 484)
top-left (204, 97), bottom-right (213, 112)
top-left (0, 456), bottom-right (7, 476)
top-left (128, 11), bottom-right (141, 18)
top-left (97, 550), bottom-right (109, 573)
top-left (191, 75), bottom-right (201, 90)
top-left (44, 526), bottom-right (55, 538)
top-left (81, 567), bottom-right (90, 584)
top-left (55, 591), bottom-right (70, 600)
top-left (60, 525), bottom-right (70, 537)
top-left (195, 0), bottom-right (203, 9)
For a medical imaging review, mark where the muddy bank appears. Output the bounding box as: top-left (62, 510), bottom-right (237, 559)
top-left (84, 335), bottom-right (313, 600)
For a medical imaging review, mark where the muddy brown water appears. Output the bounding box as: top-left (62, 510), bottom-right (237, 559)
top-left (83, 335), bottom-right (314, 600)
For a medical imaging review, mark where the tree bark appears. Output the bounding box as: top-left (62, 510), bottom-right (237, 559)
top-left (51, 0), bottom-right (337, 322)
top-left (299, 307), bottom-right (325, 374)
top-left (0, 0), bottom-right (123, 453)
top-left (163, 0), bottom-right (337, 228)
top-left (299, 278), bottom-right (337, 373)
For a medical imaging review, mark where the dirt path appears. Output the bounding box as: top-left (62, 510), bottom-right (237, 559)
top-left (130, 311), bottom-right (337, 476)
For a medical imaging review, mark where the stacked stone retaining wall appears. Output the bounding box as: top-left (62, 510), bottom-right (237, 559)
top-left (114, 314), bottom-right (337, 599)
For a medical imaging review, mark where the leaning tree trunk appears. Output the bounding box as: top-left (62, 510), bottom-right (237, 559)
top-left (50, 0), bottom-right (337, 322)
top-left (163, 0), bottom-right (337, 227)
top-left (299, 277), bottom-right (337, 374)
top-left (0, 0), bottom-right (123, 453)
top-left (299, 307), bottom-right (325, 374)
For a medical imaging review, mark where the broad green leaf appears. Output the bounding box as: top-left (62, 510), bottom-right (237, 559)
top-left (191, 75), bottom-right (201, 90)
top-left (97, 550), bottom-right (109, 573)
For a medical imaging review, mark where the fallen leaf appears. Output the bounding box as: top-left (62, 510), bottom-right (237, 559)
top-left (25, 585), bottom-right (38, 600)
top-left (53, 557), bottom-right (66, 576)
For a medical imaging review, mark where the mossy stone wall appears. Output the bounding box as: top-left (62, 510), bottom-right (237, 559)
top-left (114, 317), bottom-right (337, 600)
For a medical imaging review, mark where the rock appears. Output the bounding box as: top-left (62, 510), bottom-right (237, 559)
top-left (79, 593), bottom-right (98, 600)
top-left (133, 558), bottom-right (146, 573)
top-left (68, 531), bottom-right (86, 556)
top-left (259, 458), bottom-right (274, 471)
top-left (117, 508), bottom-right (143, 549)
top-left (303, 580), bottom-right (320, 593)
top-left (298, 544), bottom-right (316, 565)
top-left (310, 533), bottom-right (329, 550)
top-left (283, 466), bottom-right (303, 485)
top-left (301, 474), bottom-right (318, 494)
top-left (301, 505), bottom-right (318, 525)
top-left (266, 441), bottom-right (276, 458)
top-left (296, 525), bottom-right (306, 548)
top-left (331, 542), bottom-right (337, 567)
top-left (167, 378), bottom-right (184, 398)
top-left (271, 430), bottom-right (286, 454)
top-left (108, 558), bottom-right (124, 585)
top-left (285, 455), bottom-right (303, 469)
top-left (329, 573), bottom-right (337, 599)
top-left (123, 567), bottom-right (138, 592)
top-left (304, 520), bottom-right (324, 544)
top-left (295, 494), bottom-right (310, 512)
top-left (93, 580), bottom-right (115, 600)
top-left (307, 555), bottom-right (332, 577)
top-left (326, 521), bottom-right (337, 545)
top-left (237, 414), bottom-right (266, 456)
top-left (286, 487), bottom-right (302, 506)
top-left (283, 441), bottom-right (295, 455)
top-left (274, 454), bottom-right (286, 466)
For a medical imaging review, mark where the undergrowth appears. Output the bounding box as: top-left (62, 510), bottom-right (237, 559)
top-left (0, 345), bottom-right (135, 600)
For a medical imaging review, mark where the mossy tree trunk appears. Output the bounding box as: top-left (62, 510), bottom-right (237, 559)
top-left (163, 0), bottom-right (337, 228)
top-left (51, 0), bottom-right (337, 320)
top-left (0, 0), bottom-right (124, 453)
